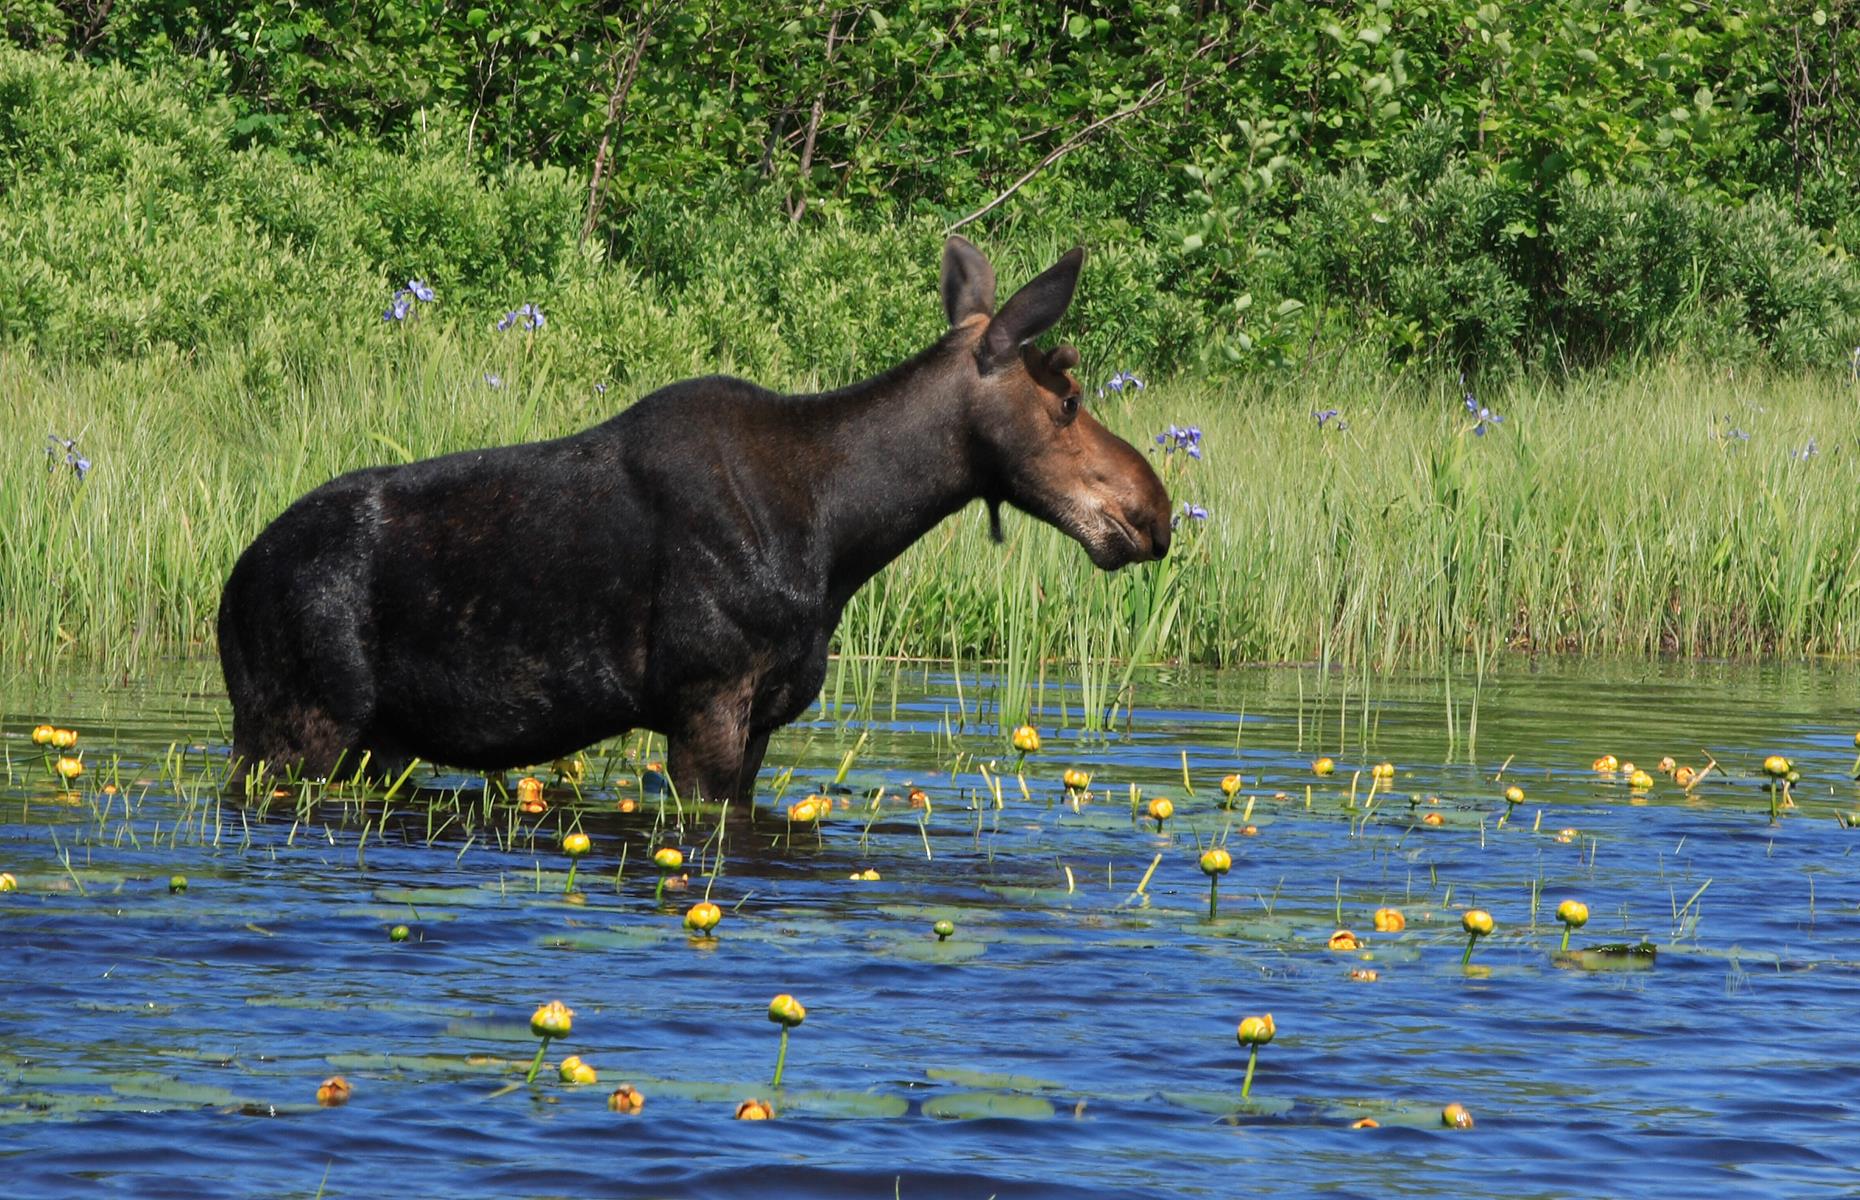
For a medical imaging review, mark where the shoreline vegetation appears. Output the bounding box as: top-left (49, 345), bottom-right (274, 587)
top-left (3, 16), bottom-right (1859, 673)
top-left (7, 350), bottom-right (1858, 673)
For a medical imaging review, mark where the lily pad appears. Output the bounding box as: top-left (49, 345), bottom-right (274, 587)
top-left (1161, 1091), bottom-right (1295, 1118)
top-left (324, 1052), bottom-right (510, 1077)
top-left (1553, 943), bottom-right (1657, 972)
top-left (925, 1066), bottom-right (1063, 1092)
top-left (921, 1091), bottom-right (1056, 1120)
top-left (539, 926), bottom-right (671, 952)
top-left (881, 938), bottom-right (986, 963)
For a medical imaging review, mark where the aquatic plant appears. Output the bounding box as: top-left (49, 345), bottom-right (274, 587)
top-left (684, 901), bottom-right (722, 937)
top-left (1063, 767), bottom-right (1091, 794)
top-left (608, 1084), bottom-right (644, 1113)
top-left (168, 874), bottom-right (188, 894)
top-left (1146, 796), bottom-right (1174, 833)
top-left (1199, 846), bottom-right (1231, 920)
top-left (389, 924), bottom-right (410, 942)
top-left (561, 830), bottom-right (591, 892)
top-left (768, 993), bottom-right (806, 1088)
top-left (316, 1076), bottom-right (352, 1107)
top-left (1555, 899), bottom-right (1589, 952)
top-left (1373, 907), bottom-right (1405, 933)
top-left (1328, 929), bottom-right (1361, 951)
top-left (1762, 755), bottom-right (1792, 823)
top-left (526, 1000), bottom-right (574, 1085)
top-left (652, 846), bottom-right (683, 904)
top-left (0, 872), bottom-right (16, 892)
top-left (1442, 1102), bottom-right (1475, 1129)
top-left (1236, 1013), bottom-right (1275, 1101)
top-left (735, 1098), bottom-right (774, 1120)
top-left (1461, 909), bottom-right (1494, 965)
top-left (558, 1055), bottom-right (597, 1085)
top-left (932, 919), bottom-right (956, 941)
top-left (1312, 758), bottom-right (1335, 777)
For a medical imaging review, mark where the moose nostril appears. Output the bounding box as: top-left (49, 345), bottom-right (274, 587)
top-left (1151, 517), bottom-right (1172, 559)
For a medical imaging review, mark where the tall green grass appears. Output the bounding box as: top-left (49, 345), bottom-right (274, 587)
top-left (5, 342), bottom-right (1857, 676)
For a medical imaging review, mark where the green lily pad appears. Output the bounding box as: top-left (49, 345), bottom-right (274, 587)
top-left (540, 926), bottom-right (672, 952)
top-left (109, 1074), bottom-right (242, 1106)
top-left (778, 1088), bottom-right (909, 1118)
top-left (324, 1052), bottom-right (510, 1076)
top-left (1161, 1091), bottom-right (1295, 1118)
top-left (921, 1091), bottom-right (1056, 1120)
top-left (925, 1066), bottom-right (1063, 1092)
top-left (374, 885), bottom-right (503, 907)
top-left (882, 938), bottom-right (986, 963)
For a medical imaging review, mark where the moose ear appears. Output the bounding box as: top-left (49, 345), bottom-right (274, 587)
top-left (981, 247), bottom-right (1085, 370)
top-left (941, 236), bottom-right (997, 326)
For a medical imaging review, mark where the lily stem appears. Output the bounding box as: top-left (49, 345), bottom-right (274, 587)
top-left (1241, 1046), bottom-right (1258, 1101)
top-left (1461, 934), bottom-right (1477, 967)
top-left (772, 1027), bottom-right (790, 1089)
top-left (525, 1035), bottom-right (551, 1085)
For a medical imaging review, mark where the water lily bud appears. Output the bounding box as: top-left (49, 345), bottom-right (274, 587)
top-left (1328, 929), bottom-right (1361, 951)
top-left (907, 788), bottom-right (929, 807)
top-left (559, 1055), bottom-right (598, 1085)
top-left (1372, 907), bottom-right (1405, 932)
top-left (932, 919), bottom-right (956, 941)
top-left (1063, 768), bottom-right (1091, 791)
top-left (1199, 847), bottom-right (1232, 876)
top-left (1763, 755), bottom-right (1791, 778)
top-left (1146, 797), bottom-right (1174, 823)
top-left (1349, 968), bottom-right (1379, 982)
top-left (653, 847), bottom-right (684, 872)
top-left (1311, 758), bottom-right (1336, 777)
top-left (1629, 770), bottom-right (1654, 790)
top-left (1442, 1102), bottom-right (1475, 1129)
top-left (787, 797), bottom-right (822, 823)
top-left (1503, 785), bottom-right (1524, 805)
top-left (684, 901), bottom-right (722, 934)
top-left (1421, 812), bottom-right (1444, 826)
top-left (316, 1076), bottom-right (352, 1107)
top-left (1556, 900), bottom-right (1589, 929)
top-left (389, 924), bottom-right (410, 942)
top-left (55, 755), bottom-right (82, 780)
top-left (1786, 769), bottom-right (1800, 786)
top-left (1240, 824), bottom-right (1259, 837)
top-left (1619, 761), bottom-right (1637, 776)
top-left (1462, 909), bottom-right (1494, 937)
top-left (562, 832), bottom-right (591, 858)
top-left (851, 867), bottom-right (880, 881)
top-left (169, 874), bottom-right (188, 894)
top-left (1011, 725), bottom-right (1041, 754)
top-left (0, 872), bottom-right (16, 892)
top-left (608, 1084), bottom-right (645, 1113)
top-left (1351, 1117), bottom-right (1380, 1128)
top-left (51, 728), bottom-right (78, 750)
top-left (31, 724), bottom-right (55, 745)
top-left (735, 1098), bottom-right (774, 1120)
top-left (616, 796), bottom-right (638, 813)
top-left (1221, 773), bottom-right (1244, 796)
top-left (1674, 766), bottom-right (1697, 787)
top-left (1371, 762), bottom-right (1395, 780)
top-left (1592, 754), bottom-right (1619, 772)
top-left (530, 1000), bottom-right (574, 1039)
top-left (1236, 1013), bottom-right (1276, 1046)
top-left (515, 776), bottom-right (544, 804)
top-left (1554, 827), bottom-right (1578, 843)
top-left (768, 994), bottom-right (806, 1027)
top-left (1657, 756), bottom-right (1677, 774)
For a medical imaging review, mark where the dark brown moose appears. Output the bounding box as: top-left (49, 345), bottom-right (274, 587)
top-left (218, 238), bottom-right (1172, 800)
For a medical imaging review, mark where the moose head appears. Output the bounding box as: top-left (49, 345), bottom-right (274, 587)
top-left (938, 236), bottom-right (1173, 569)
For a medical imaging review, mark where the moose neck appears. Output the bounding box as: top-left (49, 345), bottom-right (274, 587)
top-left (802, 337), bottom-right (987, 610)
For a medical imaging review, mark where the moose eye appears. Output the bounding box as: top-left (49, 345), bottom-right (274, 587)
top-left (1061, 394), bottom-right (1080, 418)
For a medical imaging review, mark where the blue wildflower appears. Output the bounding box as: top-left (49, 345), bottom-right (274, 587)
top-left (484, 372), bottom-right (503, 389)
top-left (1792, 437), bottom-right (1818, 462)
top-left (1461, 374), bottom-right (1503, 436)
top-left (1183, 502), bottom-right (1209, 520)
top-left (1153, 424), bottom-right (1204, 457)
top-left (1099, 370), bottom-right (1146, 398)
top-left (408, 279), bottom-right (435, 303)
top-left (499, 303), bottom-right (546, 332)
top-left (594, 382), bottom-right (608, 395)
top-left (45, 434), bottom-right (90, 481)
top-left (382, 292), bottom-right (412, 322)
top-left (1313, 408), bottom-right (1349, 432)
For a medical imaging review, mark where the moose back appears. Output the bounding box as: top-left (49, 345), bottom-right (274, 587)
top-left (218, 238), bottom-right (1173, 800)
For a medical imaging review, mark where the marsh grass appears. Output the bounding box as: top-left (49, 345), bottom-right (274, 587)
top-left (4, 345), bottom-right (1858, 679)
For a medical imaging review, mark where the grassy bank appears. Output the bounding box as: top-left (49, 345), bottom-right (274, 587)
top-left (6, 341), bottom-right (1857, 677)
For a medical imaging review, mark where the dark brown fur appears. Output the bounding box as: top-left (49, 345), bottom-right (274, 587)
top-left (218, 238), bottom-right (1172, 800)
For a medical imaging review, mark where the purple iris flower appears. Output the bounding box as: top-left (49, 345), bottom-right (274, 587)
top-left (383, 293), bottom-right (412, 322)
top-left (46, 434), bottom-right (91, 481)
top-left (499, 303), bottom-right (546, 332)
top-left (407, 279), bottom-right (435, 303)
top-left (484, 372), bottom-right (503, 389)
top-left (1099, 370), bottom-right (1146, 398)
top-left (1461, 374), bottom-right (1503, 436)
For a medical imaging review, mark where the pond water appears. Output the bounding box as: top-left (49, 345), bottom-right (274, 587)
top-left (4, 658), bottom-right (1860, 1199)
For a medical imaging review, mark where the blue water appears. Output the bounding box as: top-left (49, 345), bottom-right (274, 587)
top-left (4, 659), bottom-right (1860, 1198)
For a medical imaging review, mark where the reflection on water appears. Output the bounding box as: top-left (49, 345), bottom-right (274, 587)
top-left (4, 658), bottom-right (1860, 1198)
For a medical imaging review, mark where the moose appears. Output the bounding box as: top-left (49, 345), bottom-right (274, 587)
top-left (218, 237), bottom-right (1173, 801)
